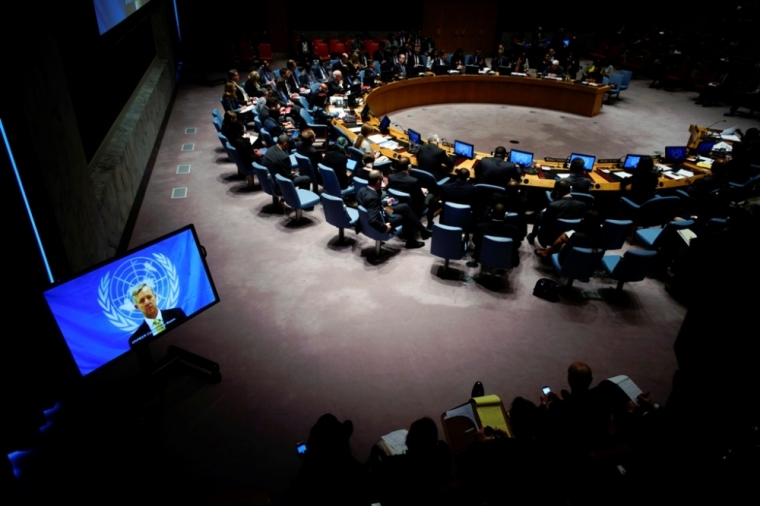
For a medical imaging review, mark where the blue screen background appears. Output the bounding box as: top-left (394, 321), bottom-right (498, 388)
top-left (44, 230), bottom-right (216, 376)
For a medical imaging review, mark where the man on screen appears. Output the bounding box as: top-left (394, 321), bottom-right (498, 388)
top-left (128, 283), bottom-right (186, 347)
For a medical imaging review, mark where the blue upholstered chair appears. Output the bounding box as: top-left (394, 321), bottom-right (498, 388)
top-left (411, 168), bottom-right (447, 189)
top-left (440, 202), bottom-right (471, 231)
top-left (635, 219), bottom-right (693, 250)
top-left (347, 146), bottom-right (365, 162)
top-left (621, 195), bottom-right (680, 236)
top-left (545, 191), bottom-right (595, 208)
top-left (606, 73), bottom-right (624, 102)
top-left (352, 176), bottom-right (368, 194)
top-left (294, 153), bottom-right (320, 193)
top-left (212, 108), bottom-right (223, 121)
top-left (542, 218), bottom-right (581, 248)
top-left (217, 132), bottom-right (229, 150)
top-left (321, 193), bottom-right (359, 243)
top-left (473, 184), bottom-right (505, 207)
top-left (619, 70), bottom-right (633, 91)
top-left (479, 236), bottom-right (513, 279)
top-left (551, 247), bottom-right (605, 287)
top-left (253, 163), bottom-right (279, 208)
top-left (602, 219), bottom-right (633, 250)
top-left (275, 174), bottom-right (320, 222)
top-left (259, 128), bottom-right (274, 147)
top-left (431, 223), bottom-right (466, 276)
top-left (357, 205), bottom-right (403, 256)
top-left (601, 250), bottom-right (657, 291)
top-left (212, 117), bottom-right (223, 133)
top-left (318, 164), bottom-right (354, 198)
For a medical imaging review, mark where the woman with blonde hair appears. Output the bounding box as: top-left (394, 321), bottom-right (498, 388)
top-left (245, 70), bottom-right (265, 98)
top-left (354, 124), bottom-right (376, 154)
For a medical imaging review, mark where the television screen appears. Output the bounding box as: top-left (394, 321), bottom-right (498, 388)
top-left (665, 146), bottom-right (687, 162)
top-left (570, 153), bottom-right (596, 171)
top-left (407, 129), bottom-right (421, 145)
top-left (43, 225), bottom-right (219, 376)
top-left (454, 140), bottom-right (474, 159)
top-left (509, 149), bottom-right (534, 167)
top-left (623, 154), bottom-right (644, 169)
top-left (94, 0), bottom-right (153, 35)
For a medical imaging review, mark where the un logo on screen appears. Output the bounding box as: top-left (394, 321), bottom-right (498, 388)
top-left (98, 253), bottom-right (180, 332)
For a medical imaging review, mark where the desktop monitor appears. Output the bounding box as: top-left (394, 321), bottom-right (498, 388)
top-left (664, 146), bottom-right (687, 163)
top-left (464, 65), bottom-right (479, 75)
top-left (509, 149), bottom-right (534, 167)
top-left (408, 129), bottom-right (422, 145)
top-left (362, 74), bottom-right (375, 86)
top-left (498, 66), bottom-right (512, 76)
top-left (433, 64), bottom-right (449, 76)
top-left (696, 141), bottom-right (715, 155)
top-left (453, 140), bottom-right (474, 159)
top-left (569, 153), bottom-right (596, 171)
top-left (380, 70), bottom-right (394, 83)
top-left (378, 115), bottom-right (391, 134)
top-left (623, 154), bottom-right (645, 169)
top-left (42, 225), bottom-right (220, 376)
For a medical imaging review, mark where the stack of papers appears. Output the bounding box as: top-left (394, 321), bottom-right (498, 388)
top-left (676, 169), bottom-right (695, 178)
top-left (379, 140), bottom-right (400, 150)
top-left (378, 429), bottom-right (408, 456)
top-left (368, 134), bottom-right (390, 143)
top-left (607, 375), bottom-right (643, 401)
top-left (616, 172), bottom-right (633, 179)
top-left (664, 172), bottom-right (685, 180)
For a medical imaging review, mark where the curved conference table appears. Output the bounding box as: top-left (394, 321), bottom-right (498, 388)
top-left (333, 75), bottom-right (717, 193)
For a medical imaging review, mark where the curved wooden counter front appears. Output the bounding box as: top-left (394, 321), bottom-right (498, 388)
top-left (365, 75), bottom-right (609, 118)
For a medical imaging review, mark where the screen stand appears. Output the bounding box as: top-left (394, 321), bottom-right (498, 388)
top-left (135, 344), bottom-right (221, 383)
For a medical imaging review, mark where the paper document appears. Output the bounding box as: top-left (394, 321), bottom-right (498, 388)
top-left (348, 127), bottom-right (363, 133)
top-left (379, 429), bottom-right (408, 455)
top-left (379, 140), bottom-right (400, 150)
top-left (376, 155), bottom-right (391, 164)
top-left (472, 395), bottom-right (510, 433)
top-left (444, 403), bottom-right (478, 427)
top-left (721, 134), bottom-right (741, 142)
top-left (616, 172), bottom-right (633, 179)
top-left (607, 375), bottom-right (643, 401)
top-left (714, 141), bottom-right (732, 152)
top-left (368, 134), bottom-right (391, 143)
top-left (677, 228), bottom-right (697, 246)
top-left (676, 169), bottom-right (694, 178)
top-left (664, 172), bottom-right (685, 180)
top-left (655, 164), bottom-right (671, 172)
top-left (511, 72), bottom-right (527, 77)
top-left (555, 173), bottom-right (571, 179)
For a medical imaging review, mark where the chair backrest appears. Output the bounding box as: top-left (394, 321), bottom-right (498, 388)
top-left (259, 43), bottom-right (273, 60)
top-left (212, 117), bottom-right (222, 132)
top-left (275, 174), bottom-right (301, 208)
top-left (300, 108), bottom-right (314, 125)
top-left (549, 218), bottom-right (581, 241)
top-left (610, 73), bottom-right (624, 88)
top-left (347, 146), bottom-right (365, 162)
top-left (441, 202), bottom-right (471, 230)
top-left (294, 153), bottom-right (318, 184)
top-left (299, 96), bottom-right (311, 112)
top-left (611, 250), bottom-right (657, 282)
top-left (226, 142), bottom-right (250, 176)
top-left (357, 205), bottom-right (398, 241)
top-left (253, 116), bottom-right (263, 133)
top-left (473, 184), bottom-right (506, 207)
top-left (571, 192), bottom-right (595, 207)
top-left (602, 219), bottom-right (633, 250)
top-left (480, 236), bottom-right (513, 271)
top-left (217, 132), bottom-right (229, 149)
top-left (638, 196), bottom-right (679, 227)
top-left (620, 70), bottom-right (633, 88)
top-left (558, 247), bottom-right (604, 280)
top-left (318, 164), bottom-right (343, 197)
top-left (410, 168), bottom-right (438, 191)
top-left (260, 128), bottom-right (274, 147)
top-left (321, 193), bottom-right (353, 228)
top-left (431, 223), bottom-right (465, 261)
top-left (374, 159), bottom-right (391, 175)
top-left (332, 125), bottom-right (352, 143)
top-left (352, 176), bottom-right (368, 193)
top-left (212, 108), bottom-right (223, 121)
top-left (652, 219), bottom-right (694, 248)
top-left (387, 188), bottom-right (411, 205)
top-left (253, 163), bottom-right (275, 196)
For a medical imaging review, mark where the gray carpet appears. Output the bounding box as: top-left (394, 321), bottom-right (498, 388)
top-left (123, 74), bottom-right (752, 499)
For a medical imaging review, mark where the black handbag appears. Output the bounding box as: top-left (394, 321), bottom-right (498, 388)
top-left (533, 278), bottom-right (561, 302)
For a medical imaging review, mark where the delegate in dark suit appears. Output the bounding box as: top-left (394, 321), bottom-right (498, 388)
top-left (128, 308), bottom-right (187, 348)
top-left (439, 179), bottom-right (475, 206)
top-left (566, 174), bottom-right (592, 194)
top-left (476, 156), bottom-right (520, 188)
top-left (535, 196), bottom-right (587, 247)
top-left (417, 143), bottom-right (454, 181)
top-left (263, 140), bottom-right (310, 190)
top-left (388, 171), bottom-right (430, 222)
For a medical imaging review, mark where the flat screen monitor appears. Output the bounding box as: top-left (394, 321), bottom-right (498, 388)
top-left (380, 70), bottom-right (394, 82)
top-left (665, 146), bottom-right (687, 163)
top-left (363, 74), bottom-right (375, 86)
top-left (509, 149), bottom-right (534, 167)
top-left (433, 65), bottom-right (449, 76)
top-left (696, 141), bottom-right (715, 155)
top-left (464, 65), bottom-right (479, 75)
top-left (42, 225), bottom-right (220, 376)
top-left (570, 153), bottom-right (596, 171)
top-left (498, 66), bottom-right (512, 76)
top-left (454, 140), bottom-right (474, 159)
top-left (94, 0), bottom-right (154, 35)
top-left (407, 129), bottom-right (421, 145)
top-left (379, 115), bottom-right (391, 134)
top-left (623, 154), bottom-right (645, 169)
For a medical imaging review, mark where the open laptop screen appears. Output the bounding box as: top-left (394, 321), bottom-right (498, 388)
top-left (378, 115), bottom-right (391, 134)
top-left (454, 140), bottom-right (474, 159)
top-left (665, 146), bottom-right (687, 163)
top-left (569, 153), bottom-right (596, 171)
top-left (623, 154), bottom-right (644, 169)
top-left (509, 149), bottom-right (533, 167)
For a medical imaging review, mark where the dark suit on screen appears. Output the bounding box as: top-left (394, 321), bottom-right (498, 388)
top-left (128, 308), bottom-right (187, 348)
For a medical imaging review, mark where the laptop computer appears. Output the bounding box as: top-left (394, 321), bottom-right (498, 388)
top-left (449, 140), bottom-right (474, 166)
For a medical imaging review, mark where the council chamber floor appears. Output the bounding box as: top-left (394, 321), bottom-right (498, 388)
top-left (121, 73), bottom-right (757, 501)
